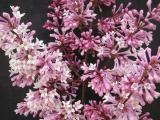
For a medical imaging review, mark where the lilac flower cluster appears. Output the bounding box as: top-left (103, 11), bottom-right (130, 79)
top-left (0, 0), bottom-right (160, 120)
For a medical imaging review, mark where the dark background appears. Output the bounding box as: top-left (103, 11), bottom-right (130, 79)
top-left (0, 0), bottom-right (160, 120)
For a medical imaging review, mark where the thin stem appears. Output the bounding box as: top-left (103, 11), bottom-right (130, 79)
top-left (81, 53), bottom-right (88, 104)
top-left (81, 80), bottom-right (88, 104)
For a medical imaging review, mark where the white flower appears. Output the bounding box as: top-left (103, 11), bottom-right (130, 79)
top-left (9, 54), bottom-right (37, 75)
top-left (115, 37), bottom-right (126, 48)
top-left (121, 92), bottom-right (130, 99)
top-left (117, 103), bottom-right (125, 110)
top-left (26, 90), bottom-right (35, 100)
top-left (10, 6), bottom-right (25, 18)
top-left (131, 83), bottom-right (139, 91)
top-left (62, 101), bottom-right (75, 115)
top-left (49, 89), bottom-right (60, 98)
top-left (54, 59), bottom-right (63, 71)
top-left (101, 34), bottom-right (110, 43)
top-left (40, 88), bottom-right (48, 98)
top-left (144, 83), bottom-right (151, 90)
top-left (103, 93), bottom-right (110, 102)
top-left (73, 100), bottom-right (83, 111)
top-left (97, 46), bottom-right (105, 57)
top-left (81, 62), bottom-right (88, 72)
top-left (88, 63), bottom-right (96, 71)
top-left (13, 23), bottom-right (29, 35)
top-left (63, 9), bottom-right (70, 17)
top-left (132, 100), bottom-right (142, 111)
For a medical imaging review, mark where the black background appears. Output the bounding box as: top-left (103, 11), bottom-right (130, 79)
top-left (0, 0), bottom-right (160, 120)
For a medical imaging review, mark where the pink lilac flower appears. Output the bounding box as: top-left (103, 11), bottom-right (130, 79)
top-left (43, 0), bottom-right (65, 31)
top-left (120, 12), bottom-right (153, 48)
top-left (137, 47), bottom-right (160, 83)
top-left (0, 7), bottom-right (45, 87)
top-left (48, 29), bottom-right (80, 52)
top-left (63, 1), bottom-right (96, 30)
top-left (81, 63), bottom-right (111, 96)
top-left (80, 29), bottom-right (100, 55)
top-left (16, 89), bottom-right (84, 120)
top-left (84, 101), bottom-right (109, 120)
top-left (0, 0), bottom-right (160, 120)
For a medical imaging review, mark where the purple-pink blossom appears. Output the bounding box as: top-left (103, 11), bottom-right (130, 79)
top-left (0, 0), bottom-right (160, 120)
